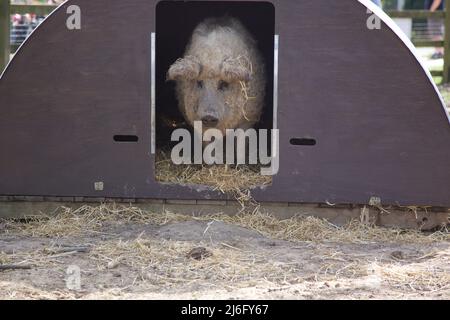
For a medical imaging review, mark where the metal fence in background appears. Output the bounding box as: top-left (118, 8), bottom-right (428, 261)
top-left (10, 16), bottom-right (45, 52)
top-left (386, 7), bottom-right (450, 81)
top-left (0, 1), bottom-right (57, 72)
top-left (412, 21), bottom-right (445, 42)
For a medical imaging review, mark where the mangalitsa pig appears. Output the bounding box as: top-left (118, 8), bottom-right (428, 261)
top-left (167, 17), bottom-right (266, 136)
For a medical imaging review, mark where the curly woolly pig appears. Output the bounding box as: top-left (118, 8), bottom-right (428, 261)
top-left (167, 17), bottom-right (266, 136)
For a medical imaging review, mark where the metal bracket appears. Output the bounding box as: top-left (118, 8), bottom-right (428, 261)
top-left (94, 182), bottom-right (104, 191)
top-left (151, 32), bottom-right (156, 155)
top-left (369, 196), bottom-right (382, 207)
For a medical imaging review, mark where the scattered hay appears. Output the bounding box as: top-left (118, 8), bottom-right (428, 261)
top-left (155, 150), bottom-right (272, 194)
top-left (370, 252), bottom-right (450, 292)
top-left (1, 204), bottom-right (449, 298)
top-left (2, 204), bottom-right (448, 244)
top-left (0, 281), bottom-right (77, 300)
top-left (207, 211), bottom-right (449, 244)
top-left (89, 238), bottom-right (302, 288)
top-left (1, 204), bottom-right (190, 238)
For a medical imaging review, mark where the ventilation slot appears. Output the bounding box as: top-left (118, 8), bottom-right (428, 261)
top-left (290, 138), bottom-right (316, 146)
top-left (114, 135), bottom-right (139, 143)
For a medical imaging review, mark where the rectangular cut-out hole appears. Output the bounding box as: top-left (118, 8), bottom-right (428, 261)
top-left (114, 135), bottom-right (139, 143)
top-left (154, 0), bottom-right (275, 190)
top-left (156, 1), bottom-right (275, 152)
top-left (290, 138), bottom-right (317, 146)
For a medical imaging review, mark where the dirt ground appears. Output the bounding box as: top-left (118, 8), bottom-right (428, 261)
top-left (0, 205), bottom-right (448, 300)
top-left (1, 84), bottom-right (450, 300)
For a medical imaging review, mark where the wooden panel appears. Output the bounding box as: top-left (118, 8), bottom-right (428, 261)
top-left (0, 0), bottom-right (449, 207)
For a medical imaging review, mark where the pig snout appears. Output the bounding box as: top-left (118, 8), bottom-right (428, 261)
top-left (197, 87), bottom-right (222, 128)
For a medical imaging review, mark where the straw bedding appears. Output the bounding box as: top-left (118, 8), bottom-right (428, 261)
top-left (1, 204), bottom-right (449, 299)
top-left (155, 150), bottom-right (272, 193)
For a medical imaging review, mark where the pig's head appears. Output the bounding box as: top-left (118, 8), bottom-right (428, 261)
top-left (167, 55), bottom-right (257, 135)
top-left (166, 17), bottom-right (265, 137)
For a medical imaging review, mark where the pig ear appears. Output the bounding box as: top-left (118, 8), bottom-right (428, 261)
top-left (221, 58), bottom-right (252, 82)
top-left (167, 57), bottom-right (201, 81)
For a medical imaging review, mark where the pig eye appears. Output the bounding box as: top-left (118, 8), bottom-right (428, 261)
top-left (218, 80), bottom-right (229, 91)
top-left (197, 81), bottom-right (204, 89)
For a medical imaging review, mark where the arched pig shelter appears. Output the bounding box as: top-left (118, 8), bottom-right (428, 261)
top-left (0, 0), bottom-right (449, 207)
